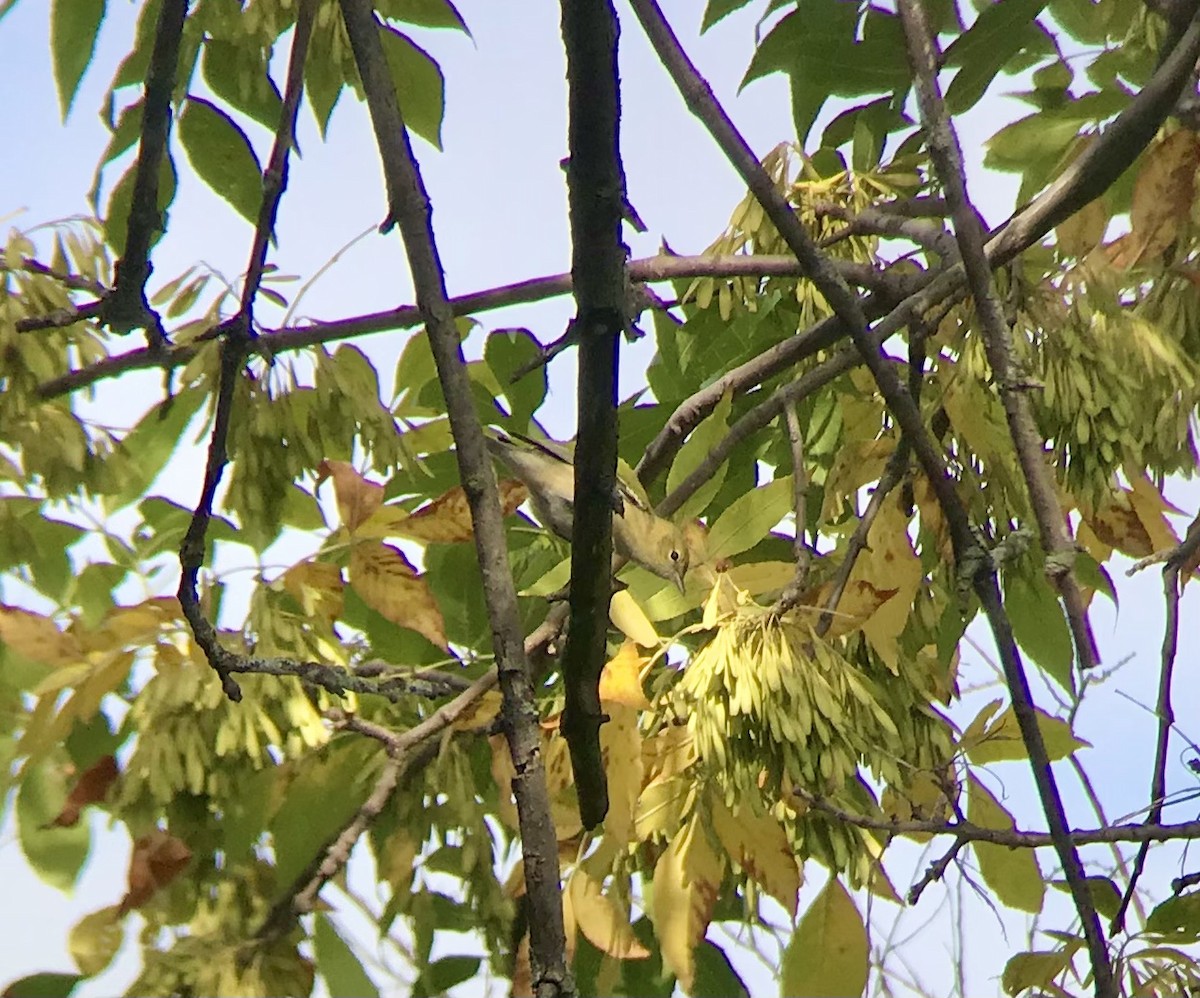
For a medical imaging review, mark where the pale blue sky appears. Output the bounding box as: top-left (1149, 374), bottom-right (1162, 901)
top-left (2, 2), bottom-right (1199, 996)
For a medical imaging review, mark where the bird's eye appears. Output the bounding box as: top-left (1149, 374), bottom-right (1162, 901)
top-left (670, 549), bottom-right (680, 562)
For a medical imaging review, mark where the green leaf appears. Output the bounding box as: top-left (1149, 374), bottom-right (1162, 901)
top-left (377, 0), bottom-right (469, 32)
top-left (378, 26), bottom-right (445, 148)
top-left (201, 38), bottom-right (283, 132)
top-left (780, 877), bottom-right (868, 998)
top-left (418, 956), bottom-right (480, 995)
top-left (1050, 876), bottom-right (1121, 922)
top-left (68, 907), bottom-right (122, 977)
top-left (706, 475), bottom-right (794, 562)
top-left (1003, 566), bottom-right (1074, 692)
top-left (702, 0), bottom-right (754, 32)
top-left (485, 328), bottom-right (547, 428)
top-left (16, 761), bottom-right (92, 892)
top-left (666, 391), bottom-right (733, 519)
top-left (0, 973), bottom-right (84, 998)
top-left (1001, 950), bottom-right (1073, 997)
top-left (110, 388), bottom-right (206, 509)
top-left (967, 775), bottom-right (1044, 914)
top-left (270, 740), bottom-right (379, 887)
top-left (692, 940), bottom-right (750, 997)
top-left (51, 0), bottom-right (106, 120)
top-left (104, 152), bottom-right (177, 256)
top-left (177, 97), bottom-right (263, 225)
top-left (314, 915), bottom-right (379, 998)
top-left (1146, 893), bottom-right (1200, 935)
top-left (941, 0), bottom-right (1049, 113)
top-left (744, 0), bottom-right (910, 144)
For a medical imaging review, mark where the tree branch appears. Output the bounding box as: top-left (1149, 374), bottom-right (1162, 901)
top-left (558, 0), bottom-right (626, 834)
top-left (336, 1), bottom-right (571, 991)
top-left (899, 4), bottom-right (1113, 988)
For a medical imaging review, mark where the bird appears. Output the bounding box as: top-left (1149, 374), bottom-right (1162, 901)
top-left (485, 429), bottom-right (689, 591)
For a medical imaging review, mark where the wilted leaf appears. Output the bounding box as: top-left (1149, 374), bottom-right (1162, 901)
top-left (46, 755), bottom-right (118, 828)
top-left (780, 877), bottom-right (868, 998)
top-left (1001, 949), bottom-right (1074, 996)
top-left (118, 830), bottom-right (192, 914)
top-left (349, 543), bottom-right (448, 651)
top-left (965, 705), bottom-right (1090, 765)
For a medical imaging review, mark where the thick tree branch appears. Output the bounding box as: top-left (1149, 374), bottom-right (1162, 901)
top-left (558, 0), bottom-right (626, 834)
top-left (336, 1), bottom-right (571, 992)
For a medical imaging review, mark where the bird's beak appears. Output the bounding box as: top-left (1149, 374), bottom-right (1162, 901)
top-left (673, 569), bottom-right (688, 595)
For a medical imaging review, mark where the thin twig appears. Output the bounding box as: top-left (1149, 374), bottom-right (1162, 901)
top-left (1110, 556), bottom-right (1185, 934)
top-left (36, 254), bottom-right (850, 399)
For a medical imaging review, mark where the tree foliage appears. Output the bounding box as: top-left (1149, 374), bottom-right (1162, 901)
top-left (4, 0), bottom-right (1200, 996)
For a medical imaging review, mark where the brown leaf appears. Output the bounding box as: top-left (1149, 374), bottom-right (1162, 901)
top-left (118, 830), bottom-right (192, 915)
top-left (47, 755), bottom-right (119, 828)
top-left (349, 542), bottom-right (448, 650)
top-left (316, 460), bottom-right (383, 533)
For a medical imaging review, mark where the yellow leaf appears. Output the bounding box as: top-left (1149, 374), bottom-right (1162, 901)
top-left (780, 877), bottom-right (868, 998)
top-left (651, 814), bottom-right (725, 991)
top-left (1128, 473), bottom-right (1182, 554)
top-left (1083, 488), bottom-right (1154, 558)
top-left (568, 867), bottom-right (650, 960)
top-left (316, 460), bottom-right (383, 533)
top-left (850, 495), bottom-right (922, 670)
top-left (968, 775), bottom-right (1044, 914)
top-left (0, 606), bottom-right (83, 666)
top-left (965, 705), bottom-right (1091, 765)
top-left (451, 689), bottom-right (502, 732)
top-left (392, 479), bottom-right (529, 544)
top-left (709, 796), bottom-right (800, 917)
top-left (348, 543), bottom-right (447, 650)
top-left (600, 703), bottom-right (644, 843)
top-left (1055, 198), bottom-right (1108, 258)
top-left (599, 643), bottom-right (652, 710)
top-left (608, 590), bottom-right (660, 647)
top-left (281, 561), bottom-right (344, 627)
top-left (1128, 130), bottom-right (1200, 266)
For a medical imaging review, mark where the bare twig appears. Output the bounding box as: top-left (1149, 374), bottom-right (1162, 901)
top-left (336, 1), bottom-right (570, 991)
top-left (1110, 554), bottom-right (1185, 933)
top-left (106, 0), bottom-right (189, 345)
